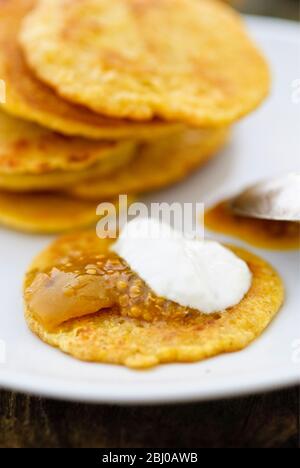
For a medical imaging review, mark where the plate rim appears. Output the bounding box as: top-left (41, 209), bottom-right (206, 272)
top-left (0, 362), bottom-right (299, 405)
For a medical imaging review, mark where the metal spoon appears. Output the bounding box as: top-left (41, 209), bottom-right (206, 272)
top-left (230, 173), bottom-right (300, 222)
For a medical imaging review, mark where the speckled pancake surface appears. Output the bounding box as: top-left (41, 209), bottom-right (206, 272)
top-left (24, 231), bottom-right (284, 369)
top-left (0, 109), bottom-right (136, 191)
top-left (0, 0), bottom-right (179, 140)
top-left (69, 127), bottom-right (229, 200)
top-left (21, 0), bottom-right (269, 126)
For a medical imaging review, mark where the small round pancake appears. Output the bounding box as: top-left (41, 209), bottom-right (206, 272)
top-left (205, 201), bottom-right (300, 251)
top-left (0, 0), bottom-right (180, 140)
top-left (24, 231), bottom-right (284, 369)
top-left (20, 0), bottom-right (270, 126)
top-left (69, 127), bottom-right (229, 200)
top-left (0, 109), bottom-right (136, 191)
top-left (0, 192), bottom-right (102, 234)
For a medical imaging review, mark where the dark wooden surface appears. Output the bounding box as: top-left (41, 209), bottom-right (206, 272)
top-left (1, 0), bottom-right (299, 450)
top-left (0, 386), bottom-right (298, 448)
top-left (233, 0), bottom-right (298, 20)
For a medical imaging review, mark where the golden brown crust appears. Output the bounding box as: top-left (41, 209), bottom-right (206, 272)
top-left (20, 0), bottom-right (270, 126)
top-left (0, 0), bottom-right (180, 139)
top-left (0, 192), bottom-right (99, 233)
top-left (69, 127), bottom-right (229, 200)
top-left (0, 110), bottom-right (135, 175)
top-left (0, 108), bottom-right (136, 190)
top-left (24, 231), bottom-right (284, 368)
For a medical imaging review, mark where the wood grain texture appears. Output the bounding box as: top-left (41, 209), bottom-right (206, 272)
top-left (0, 387), bottom-right (299, 448)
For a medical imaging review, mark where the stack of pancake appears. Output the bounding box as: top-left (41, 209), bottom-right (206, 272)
top-left (0, 0), bottom-right (269, 233)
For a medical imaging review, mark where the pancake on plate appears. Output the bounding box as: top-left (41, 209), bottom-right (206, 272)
top-left (20, 0), bottom-right (270, 126)
top-left (24, 231), bottom-right (284, 369)
top-left (69, 127), bottom-right (229, 200)
top-left (0, 109), bottom-right (136, 191)
top-left (0, 0), bottom-right (180, 140)
top-left (0, 192), bottom-right (101, 234)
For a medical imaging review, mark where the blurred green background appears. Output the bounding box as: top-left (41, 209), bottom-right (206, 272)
top-left (231, 0), bottom-right (299, 20)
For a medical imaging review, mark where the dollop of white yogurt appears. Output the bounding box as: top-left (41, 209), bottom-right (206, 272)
top-left (111, 218), bottom-right (252, 314)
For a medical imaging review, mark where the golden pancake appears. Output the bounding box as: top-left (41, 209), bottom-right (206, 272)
top-left (24, 231), bottom-right (284, 369)
top-left (0, 0), bottom-right (180, 140)
top-left (21, 0), bottom-right (269, 126)
top-left (206, 201), bottom-right (300, 251)
top-left (0, 192), bottom-right (101, 234)
top-left (69, 127), bottom-right (229, 200)
top-left (0, 109), bottom-right (136, 191)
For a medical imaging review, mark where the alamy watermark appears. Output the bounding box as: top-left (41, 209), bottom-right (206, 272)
top-left (96, 195), bottom-right (205, 240)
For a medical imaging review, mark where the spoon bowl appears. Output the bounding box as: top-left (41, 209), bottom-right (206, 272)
top-left (230, 173), bottom-right (300, 222)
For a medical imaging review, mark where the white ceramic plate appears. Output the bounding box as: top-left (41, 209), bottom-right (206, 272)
top-left (0, 16), bottom-right (299, 404)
